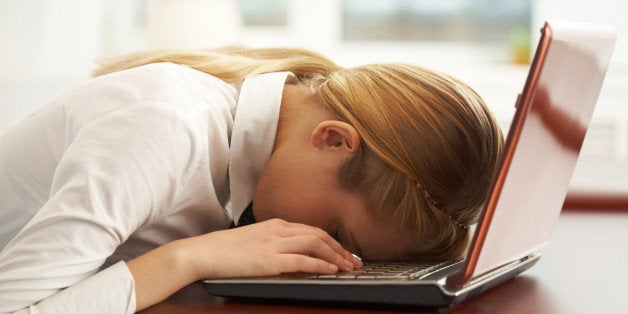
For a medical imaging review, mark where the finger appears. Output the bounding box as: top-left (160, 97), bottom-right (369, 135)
top-left (279, 222), bottom-right (356, 266)
top-left (277, 254), bottom-right (339, 275)
top-left (279, 235), bottom-right (354, 271)
top-left (262, 220), bottom-right (357, 268)
top-left (351, 253), bottom-right (363, 268)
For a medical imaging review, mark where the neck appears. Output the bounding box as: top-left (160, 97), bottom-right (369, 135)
top-left (274, 84), bottom-right (330, 151)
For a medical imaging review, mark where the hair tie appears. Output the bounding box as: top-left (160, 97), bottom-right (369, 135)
top-left (414, 181), bottom-right (469, 230)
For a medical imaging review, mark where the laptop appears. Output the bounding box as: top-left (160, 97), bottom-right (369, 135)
top-left (203, 20), bottom-right (617, 308)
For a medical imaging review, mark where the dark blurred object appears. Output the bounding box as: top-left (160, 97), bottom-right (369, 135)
top-left (563, 190), bottom-right (628, 211)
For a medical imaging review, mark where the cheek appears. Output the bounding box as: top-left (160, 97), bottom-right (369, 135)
top-left (251, 165), bottom-right (286, 222)
top-left (256, 190), bottom-right (336, 232)
top-left (292, 205), bottom-right (337, 233)
top-left (253, 173), bottom-right (337, 233)
top-left (252, 162), bottom-right (310, 220)
top-left (252, 151), bottom-right (340, 233)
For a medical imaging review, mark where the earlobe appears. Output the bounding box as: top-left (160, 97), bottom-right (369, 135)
top-left (311, 121), bottom-right (360, 154)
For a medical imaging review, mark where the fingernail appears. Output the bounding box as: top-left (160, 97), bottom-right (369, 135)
top-left (351, 253), bottom-right (363, 268)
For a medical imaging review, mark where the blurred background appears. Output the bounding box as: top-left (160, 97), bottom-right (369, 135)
top-left (1, 0), bottom-right (626, 192)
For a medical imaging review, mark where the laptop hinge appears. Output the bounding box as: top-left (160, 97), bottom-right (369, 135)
top-left (445, 253), bottom-right (541, 290)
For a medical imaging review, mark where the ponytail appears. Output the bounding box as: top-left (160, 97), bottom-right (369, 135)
top-left (92, 46), bottom-right (342, 82)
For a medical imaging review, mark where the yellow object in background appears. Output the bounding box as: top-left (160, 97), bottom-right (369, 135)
top-left (509, 25), bottom-right (531, 65)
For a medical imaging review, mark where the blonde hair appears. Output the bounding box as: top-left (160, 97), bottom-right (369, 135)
top-left (92, 46), bottom-right (341, 81)
top-left (94, 46), bottom-right (503, 262)
top-left (314, 65), bottom-right (503, 261)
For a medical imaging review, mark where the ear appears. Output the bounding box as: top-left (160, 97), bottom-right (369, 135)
top-left (310, 121), bottom-right (360, 154)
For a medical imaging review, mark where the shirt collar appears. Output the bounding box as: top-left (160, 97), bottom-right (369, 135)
top-left (228, 71), bottom-right (293, 223)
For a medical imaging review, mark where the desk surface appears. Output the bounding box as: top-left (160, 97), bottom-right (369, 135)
top-left (140, 212), bottom-right (628, 314)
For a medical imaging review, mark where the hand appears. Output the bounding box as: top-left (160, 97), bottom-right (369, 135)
top-left (180, 218), bottom-right (363, 280)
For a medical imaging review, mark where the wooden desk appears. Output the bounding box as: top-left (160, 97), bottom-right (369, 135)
top-left (140, 212), bottom-right (628, 314)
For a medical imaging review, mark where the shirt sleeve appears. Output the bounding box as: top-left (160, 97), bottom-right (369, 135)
top-left (0, 103), bottom-right (205, 313)
top-left (10, 261), bottom-right (136, 314)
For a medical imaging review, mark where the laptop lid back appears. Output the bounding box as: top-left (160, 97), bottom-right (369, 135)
top-left (448, 20), bottom-right (617, 285)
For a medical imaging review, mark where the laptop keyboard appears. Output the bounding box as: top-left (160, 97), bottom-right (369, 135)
top-left (305, 261), bottom-right (449, 280)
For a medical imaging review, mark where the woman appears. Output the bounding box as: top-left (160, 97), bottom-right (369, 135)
top-left (0, 46), bottom-right (503, 313)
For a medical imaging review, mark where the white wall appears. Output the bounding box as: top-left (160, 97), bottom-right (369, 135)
top-left (533, 0), bottom-right (628, 192)
top-left (534, 0), bottom-right (628, 66)
top-left (1, 0), bottom-right (626, 190)
top-left (0, 0), bottom-right (245, 128)
top-left (0, 0), bottom-right (104, 128)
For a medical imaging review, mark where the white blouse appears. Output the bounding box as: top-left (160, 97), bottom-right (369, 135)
top-left (0, 63), bottom-right (291, 313)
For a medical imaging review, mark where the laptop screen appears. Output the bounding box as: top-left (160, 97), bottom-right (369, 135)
top-left (449, 20), bottom-right (617, 285)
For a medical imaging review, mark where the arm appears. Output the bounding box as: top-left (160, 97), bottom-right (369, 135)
top-left (128, 219), bottom-right (362, 311)
top-left (0, 104), bottom-right (202, 313)
top-left (0, 103), bottom-right (360, 313)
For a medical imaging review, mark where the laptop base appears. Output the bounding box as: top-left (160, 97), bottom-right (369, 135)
top-left (204, 253), bottom-right (540, 309)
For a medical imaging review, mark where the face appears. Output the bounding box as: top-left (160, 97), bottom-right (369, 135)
top-left (252, 143), bottom-right (415, 261)
top-left (251, 83), bottom-right (415, 260)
